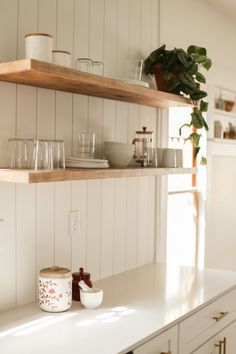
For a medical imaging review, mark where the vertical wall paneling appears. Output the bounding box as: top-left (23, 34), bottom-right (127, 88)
top-left (125, 177), bottom-right (138, 270)
top-left (56, 0), bottom-right (74, 156)
top-left (89, 0), bottom-right (104, 158)
top-left (36, 184), bottom-right (55, 272)
top-left (137, 177), bottom-right (149, 266)
top-left (0, 83), bottom-right (16, 167)
top-left (16, 185), bottom-right (36, 306)
top-left (38, 0), bottom-right (57, 137)
top-left (71, 180), bottom-right (87, 271)
top-left (17, 0), bottom-right (38, 59)
top-left (116, 0), bottom-right (129, 143)
top-left (147, 176), bottom-right (156, 263)
top-left (0, 183), bottom-right (16, 311)
top-left (86, 180), bottom-right (102, 281)
top-left (0, 0), bottom-right (17, 62)
top-left (128, 0), bottom-right (141, 137)
top-left (72, 0), bottom-right (90, 156)
top-left (102, 0), bottom-right (117, 144)
top-left (0, 0), bottom-right (160, 311)
top-left (16, 0), bottom-right (38, 305)
top-left (100, 179), bottom-right (114, 279)
top-left (54, 182), bottom-right (71, 267)
top-left (0, 0), bottom-right (17, 308)
top-left (113, 178), bottom-right (126, 274)
top-left (35, 0), bottom-right (57, 283)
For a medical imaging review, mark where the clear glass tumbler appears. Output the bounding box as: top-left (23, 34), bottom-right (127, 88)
top-left (78, 132), bottom-right (95, 159)
top-left (75, 58), bottom-right (92, 73)
top-left (92, 61), bottom-right (104, 76)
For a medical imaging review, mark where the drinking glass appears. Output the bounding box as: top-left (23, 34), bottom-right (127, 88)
top-left (92, 61), bottom-right (104, 76)
top-left (78, 133), bottom-right (95, 159)
top-left (51, 140), bottom-right (65, 169)
top-left (75, 58), bottom-right (92, 73)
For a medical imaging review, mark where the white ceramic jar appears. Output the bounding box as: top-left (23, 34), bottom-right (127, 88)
top-left (52, 50), bottom-right (71, 68)
top-left (39, 266), bottom-right (72, 312)
top-left (25, 33), bottom-right (53, 62)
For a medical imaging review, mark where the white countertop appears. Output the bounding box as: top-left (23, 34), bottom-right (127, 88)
top-left (1, 263), bottom-right (236, 354)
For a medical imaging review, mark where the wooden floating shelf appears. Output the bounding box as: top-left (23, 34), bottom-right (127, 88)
top-left (214, 109), bottom-right (236, 119)
top-left (0, 167), bottom-right (197, 184)
top-left (0, 59), bottom-right (192, 109)
top-left (208, 137), bottom-right (236, 145)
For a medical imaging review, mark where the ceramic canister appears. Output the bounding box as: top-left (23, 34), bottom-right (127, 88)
top-left (25, 33), bottom-right (53, 62)
top-left (52, 50), bottom-right (71, 68)
top-left (39, 266), bottom-right (72, 312)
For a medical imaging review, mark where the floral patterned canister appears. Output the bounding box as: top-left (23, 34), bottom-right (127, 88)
top-left (39, 266), bottom-right (72, 312)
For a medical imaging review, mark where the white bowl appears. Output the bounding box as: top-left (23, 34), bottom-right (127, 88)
top-left (80, 288), bottom-right (103, 309)
top-left (104, 150), bottom-right (134, 167)
top-left (104, 141), bottom-right (134, 150)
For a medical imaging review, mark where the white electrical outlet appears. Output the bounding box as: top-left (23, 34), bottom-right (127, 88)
top-left (69, 210), bottom-right (80, 236)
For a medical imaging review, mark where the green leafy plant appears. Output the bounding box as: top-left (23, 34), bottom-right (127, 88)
top-left (144, 44), bottom-right (212, 163)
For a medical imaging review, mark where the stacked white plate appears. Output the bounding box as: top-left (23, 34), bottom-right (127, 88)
top-left (66, 157), bottom-right (109, 169)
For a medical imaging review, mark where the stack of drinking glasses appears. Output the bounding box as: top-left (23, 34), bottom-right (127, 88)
top-left (9, 138), bottom-right (65, 170)
top-left (75, 58), bottom-right (104, 76)
top-left (66, 133), bottom-right (109, 169)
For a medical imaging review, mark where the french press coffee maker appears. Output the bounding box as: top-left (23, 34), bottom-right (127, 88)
top-left (132, 127), bottom-right (154, 167)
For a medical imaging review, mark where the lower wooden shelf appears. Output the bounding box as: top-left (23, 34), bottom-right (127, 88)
top-left (0, 167), bottom-right (197, 184)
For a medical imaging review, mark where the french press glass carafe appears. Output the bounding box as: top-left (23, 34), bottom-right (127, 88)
top-left (132, 127), bottom-right (154, 167)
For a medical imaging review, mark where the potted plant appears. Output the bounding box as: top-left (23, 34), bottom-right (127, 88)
top-left (144, 44), bottom-right (212, 163)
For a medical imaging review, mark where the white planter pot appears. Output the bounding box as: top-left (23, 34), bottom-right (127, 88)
top-left (39, 266), bottom-right (72, 312)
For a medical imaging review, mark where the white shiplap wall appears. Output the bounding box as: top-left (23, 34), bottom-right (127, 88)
top-left (0, 0), bottom-right (160, 311)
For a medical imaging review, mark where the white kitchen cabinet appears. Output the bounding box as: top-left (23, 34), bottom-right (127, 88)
top-left (179, 288), bottom-right (236, 354)
top-left (130, 325), bottom-right (178, 354)
top-left (193, 320), bottom-right (236, 354)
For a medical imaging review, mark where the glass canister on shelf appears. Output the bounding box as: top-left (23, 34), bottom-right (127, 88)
top-left (72, 267), bottom-right (93, 301)
top-left (132, 127), bottom-right (154, 167)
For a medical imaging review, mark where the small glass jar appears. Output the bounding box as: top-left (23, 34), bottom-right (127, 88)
top-left (52, 50), bottom-right (71, 68)
top-left (72, 267), bottom-right (92, 301)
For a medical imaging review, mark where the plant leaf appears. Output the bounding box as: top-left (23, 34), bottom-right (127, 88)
top-left (202, 58), bottom-right (212, 70)
top-left (195, 72), bottom-right (206, 83)
top-left (177, 50), bottom-right (188, 67)
top-left (191, 111), bottom-right (204, 129)
top-left (149, 44), bottom-right (166, 62)
top-left (188, 132), bottom-right (201, 149)
top-left (186, 62), bottom-right (198, 75)
top-left (179, 72), bottom-right (197, 90)
top-left (190, 90), bottom-right (207, 100)
top-left (200, 157), bottom-right (207, 165)
top-left (194, 147), bottom-right (201, 159)
top-left (200, 100), bottom-right (208, 112)
top-left (144, 58), bottom-right (153, 75)
top-left (187, 45), bottom-right (207, 56)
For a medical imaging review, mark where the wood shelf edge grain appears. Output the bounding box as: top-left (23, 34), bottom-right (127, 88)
top-left (0, 167), bottom-right (197, 184)
top-left (0, 59), bottom-right (192, 109)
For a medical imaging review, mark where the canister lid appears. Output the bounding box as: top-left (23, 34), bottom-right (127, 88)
top-left (39, 266), bottom-right (71, 278)
top-left (135, 126), bottom-right (153, 134)
top-left (25, 32), bottom-right (53, 38)
top-left (52, 50), bottom-right (71, 55)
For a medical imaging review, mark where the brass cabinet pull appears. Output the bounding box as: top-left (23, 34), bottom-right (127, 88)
top-left (223, 337), bottom-right (226, 354)
top-left (160, 352), bottom-right (171, 354)
top-left (213, 311), bottom-right (229, 322)
top-left (215, 341), bottom-right (222, 354)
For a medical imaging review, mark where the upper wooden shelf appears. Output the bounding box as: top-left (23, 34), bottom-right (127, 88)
top-left (0, 167), bottom-right (197, 184)
top-left (0, 59), bottom-right (192, 109)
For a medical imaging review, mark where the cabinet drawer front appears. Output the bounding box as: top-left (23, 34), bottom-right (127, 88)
top-left (132, 325), bottom-right (178, 354)
top-left (179, 289), bottom-right (236, 353)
